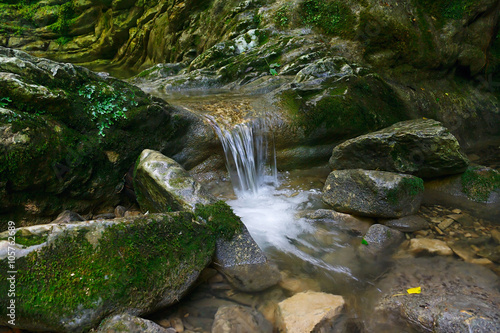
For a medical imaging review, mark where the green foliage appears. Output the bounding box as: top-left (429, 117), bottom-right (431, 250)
top-left (269, 62), bottom-right (280, 76)
top-left (275, 4), bottom-right (292, 28)
top-left (56, 36), bottom-right (72, 45)
top-left (461, 167), bottom-right (500, 202)
top-left (253, 13), bottom-right (261, 27)
top-left (414, 0), bottom-right (476, 26)
top-left (78, 84), bottom-right (138, 137)
top-left (0, 97), bottom-right (11, 108)
top-left (14, 230), bottom-right (48, 247)
top-left (301, 0), bottom-right (355, 37)
top-left (48, 1), bottom-right (75, 36)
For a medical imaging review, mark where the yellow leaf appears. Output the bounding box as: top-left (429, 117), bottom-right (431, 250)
top-left (407, 286), bottom-right (421, 294)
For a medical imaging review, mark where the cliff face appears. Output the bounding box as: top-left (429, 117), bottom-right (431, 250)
top-left (1, 0), bottom-right (498, 77)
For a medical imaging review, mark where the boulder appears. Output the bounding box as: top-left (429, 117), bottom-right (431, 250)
top-left (51, 210), bottom-right (85, 224)
top-left (96, 313), bottom-right (171, 333)
top-left (380, 215), bottom-right (429, 232)
top-left (133, 149), bottom-right (217, 213)
top-left (211, 305), bottom-right (272, 333)
top-left (366, 257), bottom-right (500, 332)
top-left (358, 224), bottom-right (404, 261)
top-left (213, 225), bottom-right (281, 292)
top-left (300, 209), bottom-right (374, 235)
top-left (322, 169), bottom-right (424, 218)
top-left (424, 166), bottom-right (500, 220)
top-left (328, 119), bottom-right (469, 178)
top-left (0, 210), bottom-right (240, 332)
top-left (276, 291), bottom-right (345, 333)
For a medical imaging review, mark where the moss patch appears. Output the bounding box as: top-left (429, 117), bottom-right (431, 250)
top-left (301, 0), bottom-right (356, 38)
top-left (0, 212), bottom-right (221, 331)
top-left (13, 230), bottom-right (48, 247)
top-left (195, 201), bottom-right (242, 240)
top-left (461, 167), bottom-right (500, 202)
top-left (387, 177), bottom-right (424, 205)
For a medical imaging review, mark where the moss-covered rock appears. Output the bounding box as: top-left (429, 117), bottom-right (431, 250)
top-left (0, 47), bottom-right (210, 229)
top-left (322, 169), bottom-right (424, 218)
top-left (328, 119), bottom-right (470, 178)
top-left (96, 313), bottom-right (170, 333)
top-left (0, 212), bottom-right (222, 332)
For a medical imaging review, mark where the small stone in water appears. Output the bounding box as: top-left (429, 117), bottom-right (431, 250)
top-left (451, 209), bottom-right (462, 214)
top-left (437, 219), bottom-right (454, 230)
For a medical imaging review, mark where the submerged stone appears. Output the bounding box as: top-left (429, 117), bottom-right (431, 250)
top-left (380, 215), bottom-right (429, 232)
top-left (329, 119), bottom-right (469, 178)
top-left (212, 305), bottom-right (272, 333)
top-left (322, 169), bottom-right (424, 218)
top-left (367, 257), bottom-right (500, 333)
top-left (358, 224), bottom-right (404, 261)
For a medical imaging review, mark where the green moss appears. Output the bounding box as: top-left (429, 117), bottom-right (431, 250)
top-left (195, 201), bottom-right (243, 240)
top-left (14, 230), bottom-right (48, 247)
top-left (275, 4), bottom-right (292, 28)
top-left (0, 213), bottom-right (217, 330)
top-left (301, 0), bottom-right (355, 37)
top-left (386, 177), bottom-right (424, 205)
top-left (414, 0), bottom-right (476, 24)
top-left (461, 167), bottom-right (500, 202)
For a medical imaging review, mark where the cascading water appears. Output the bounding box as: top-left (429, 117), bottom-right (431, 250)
top-left (205, 116), bottom-right (278, 196)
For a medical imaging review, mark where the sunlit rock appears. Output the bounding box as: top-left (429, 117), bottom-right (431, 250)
top-left (276, 291), bottom-right (345, 333)
top-left (329, 119), bottom-right (469, 178)
top-left (409, 238), bottom-right (453, 256)
top-left (133, 149), bottom-right (216, 213)
top-left (322, 169), bottom-right (424, 218)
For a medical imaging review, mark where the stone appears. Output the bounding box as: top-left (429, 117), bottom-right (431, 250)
top-left (491, 229), bottom-right (500, 244)
top-left (380, 215), bottom-right (429, 232)
top-left (279, 272), bottom-right (321, 295)
top-left (276, 291), bottom-right (345, 333)
top-left (96, 313), bottom-right (171, 333)
top-left (323, 169), bottom-right (424, 218)
top-left (409, 238), bottom-right (453, 256)
top-left (358, 224), bottom-right (405, 261)
top-left (367, 257), bottom-right (500, 333)
top-left (133, 149), bottom-right (216, 213)
top-left (114, 205), bottom-right (127, 218)
top-left (213, 225), bottom-right (281, 292)
top-left (0, 212), bottom-right (223, 332)
top-left (424, 166), bottom-right (500, 220)
top-left (300, 209), bottom-right (374, 235)
top-left (211, 305), bottom-right (272, 333)
top-left (329, 119), bottom-right (469, 178)
top-left (437, 218), bottom-right (454, 230)
top-left (51, 210), bottom-right (85, 224)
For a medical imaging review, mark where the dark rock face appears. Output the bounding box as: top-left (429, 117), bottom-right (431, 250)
top-left (212, 305), bottom-right (273, 333)
top-left (0, 47), bottom-right (215, 229)
top-left (329, 119), bottom-right (469, 178)
top-left (366, 257), bottom-right (500, 333)
top-left (322, 169), bottom-right (424, 218)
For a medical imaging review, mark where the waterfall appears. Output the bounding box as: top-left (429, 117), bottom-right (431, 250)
top-left (205, 116), bottom-right (278, 196)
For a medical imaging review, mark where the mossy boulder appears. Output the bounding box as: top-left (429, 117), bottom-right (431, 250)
top-left (322, 169), bottom-right (424, 218)
top-left (424, 166), bottom-right (500, 220)
top-left (0, 47), bottom-right (210, 229)
top-left (133, 149), bottom-right (217, 213)
top-left (329, 119), bottom-right (469, 178)
top-left (96, 313), bottom-right (170, 333)
top-left (0, 212), bottom-right (230, 332)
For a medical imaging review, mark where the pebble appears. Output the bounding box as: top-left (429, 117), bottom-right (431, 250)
top-left (437, 219), bottom-right (454, 230)
top-left (491, 229), bottom-right (500, 244)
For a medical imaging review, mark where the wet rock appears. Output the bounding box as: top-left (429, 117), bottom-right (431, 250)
top-left (214, 226), bottom-right (281, 292)
top-left (424, 166), bottom-right (500, 220)
top-left (211, 305), bottom-right (272, 333)
top-left (409, 238), bottom-right (453, 256)
top-left (133, 149), bottom-right (216, 213)
top-left (96, 313), bottom-right (171, 333)
top-left (323, 169), bottom-right (424, 218)
top-left (367, 257), bottom-right (500, 333)
top-left (300, 209), bottom-right (373, 235)
top-left (279, 272), bottom-right (321, 295)
top-left (51, 210), bottom-right (85, 224)
top-left (329, 119), bottom-right (469, 178)
top-left (491, 229), bottom-right (500, 244)
top-left (380, 215), bottom-right (429, 232)
top-left (94, 213), bottom-right (115, 220)
top-left (276, 291), bottom-right (345, 333)
top-left (0, 213), bottom-right (219, 332)
top-left (358, 224), bottom-right (404, 261)
top-left (114, 205), bottom-right (127, 218)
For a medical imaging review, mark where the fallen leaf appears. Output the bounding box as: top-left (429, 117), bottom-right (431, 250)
top-left (407, 286), bottom-right (421, 294)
